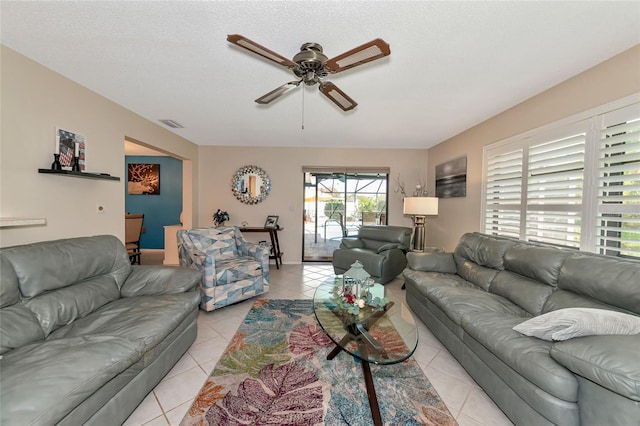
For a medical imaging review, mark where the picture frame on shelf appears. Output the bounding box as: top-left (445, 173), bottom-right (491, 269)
top-left (264, 215), bottom-right (279, 229)
top-left (56, 127), bottom-right (86, 171)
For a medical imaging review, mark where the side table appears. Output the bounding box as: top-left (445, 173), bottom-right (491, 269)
top-left (238, 226), bottom-right (284, 269)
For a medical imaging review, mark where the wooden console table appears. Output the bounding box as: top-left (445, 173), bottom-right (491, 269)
top-left (239, 227), bottom-right (283, 269)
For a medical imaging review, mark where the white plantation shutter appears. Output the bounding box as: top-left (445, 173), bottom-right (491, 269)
top-left (596, 104), bottom-right (640, 257)
top-left (484, 148), bottom-right (523, 238)
top-left (526, 133), bottom-right (585, 247)
top-left (482, 95), bottom-right (640, 259)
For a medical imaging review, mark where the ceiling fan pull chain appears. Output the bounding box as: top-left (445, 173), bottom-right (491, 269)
top-left (301, 86), bottom-right (305, 130)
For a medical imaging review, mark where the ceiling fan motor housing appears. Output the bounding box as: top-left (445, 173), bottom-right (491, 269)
top-left (293, 43), bottom-right (328, 85)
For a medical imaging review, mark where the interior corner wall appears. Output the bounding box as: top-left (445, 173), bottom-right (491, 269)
top-left (197, 146), bottom-right (428, 263)
top-left (426, 44), bottom-right (640, 251)
top-left (0, 46), bottom-right (199, 248)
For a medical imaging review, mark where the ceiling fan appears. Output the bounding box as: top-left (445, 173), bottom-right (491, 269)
top-left (227, 34), bottom-right (391, 111)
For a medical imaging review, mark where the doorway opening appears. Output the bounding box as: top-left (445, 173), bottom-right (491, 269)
top-left (303, 168), bottom-right (389, 261)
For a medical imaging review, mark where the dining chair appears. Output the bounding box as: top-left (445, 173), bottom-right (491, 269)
top-left (125, 213), bottom-right (144, 264)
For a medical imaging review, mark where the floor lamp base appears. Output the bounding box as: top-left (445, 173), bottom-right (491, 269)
top-left (412, 216), bottom-right (426, 252)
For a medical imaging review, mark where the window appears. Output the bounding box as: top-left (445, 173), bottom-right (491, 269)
top-left (596, 106), bottom-right (640, 258)
top-left (482, 97), bottom-right (640, 258)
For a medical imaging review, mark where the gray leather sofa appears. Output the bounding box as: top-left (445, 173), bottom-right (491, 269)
top-left (0, 235), bottom-right (202, 425)
top-left (403, 232), bottom-right (640, 426)
top-left (332, 225), bottom-right (412, 284)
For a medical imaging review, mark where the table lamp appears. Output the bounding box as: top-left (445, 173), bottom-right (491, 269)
top-left (403, 197), bottom-right (438, 252)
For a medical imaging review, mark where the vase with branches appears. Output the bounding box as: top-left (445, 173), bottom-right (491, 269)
top-left (213, 209), bottom-right (230, 227)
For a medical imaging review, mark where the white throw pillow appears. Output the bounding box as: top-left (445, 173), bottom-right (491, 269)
top-left (513, 308), bottom-right (640, 341)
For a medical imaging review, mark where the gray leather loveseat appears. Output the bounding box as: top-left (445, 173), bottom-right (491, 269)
top-left (0, 235), bottom-right (202, 425)
top-left (332, 225), bottom-right (412, 284)
top-left (404, 232), bottom-right (640, 426)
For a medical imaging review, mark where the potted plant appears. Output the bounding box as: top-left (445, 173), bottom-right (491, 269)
top-left (213, 209), bottom-right (230, 227)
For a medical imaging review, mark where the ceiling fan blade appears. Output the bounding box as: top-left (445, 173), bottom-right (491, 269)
top-left (325, 38), bottom-right (390, 73)
top-left (255, 81), bottom-right (302, 104)
top-left (319, 82), bottom-right (357, 111)
top-left (227, 34), bottom-right (298, 69)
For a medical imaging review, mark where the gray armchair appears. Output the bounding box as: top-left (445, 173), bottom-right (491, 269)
top-left (332, 225), bottom-right (412, 284)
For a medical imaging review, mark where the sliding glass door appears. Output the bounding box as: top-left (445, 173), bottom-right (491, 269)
top-left (303, 168), bottom-right (389, 261)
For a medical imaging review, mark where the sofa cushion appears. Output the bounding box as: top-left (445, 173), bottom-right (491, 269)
top-left (462, 312), bottom-right (579, 402)
top-left (453, 232), bottom-right (515, 271)
top-left (0, 335), bottom-right (144, 426)
top-left (1, 235), bottom-right (131, 298)
top-left (0, 304), bottom-right (45, 355)
top-left (1, 235), bottom-right (132, 337)
top-left (25, 276), bottom-right (123, 336)
top-left (0, 255), bottom-right (20, 308)
top-left (426, 285), bottom-right (530, 327)
top-left (357, 225), bottom-right (411, 249)
top-left (340, 238), bottom-right (363, 249)
top-left (557, 254), bottom-right (640, 315)
top-left (550, 335), bottom-right (640, 401)
top-left (503, 243), bottom-right (572, 287)
top-left (0, 256), bottom-right (45, 354)
top-left (48, 293), bottom-right (200, 353)
top-left (490, 270), bottom-right (553, 316)
top-left (403, 269), bottom-right (473, 298)
top-left (513, 308), bottom-right (640, 341)
top-left (406, 252), bottom-right (457, 274)
top-left (453, 259), bottom-right (498, 291)
top-left (333, 248), bottom-right (384, 275)
top-left (542, 289), bottom-right (634, 315)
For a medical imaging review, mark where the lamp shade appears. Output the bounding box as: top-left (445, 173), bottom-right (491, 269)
top-left (403, 197), bottom-right (439, 215)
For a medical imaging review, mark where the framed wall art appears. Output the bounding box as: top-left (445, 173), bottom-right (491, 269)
top-left (128, 163), bottom-right (160, 195)
top-left (56, 127), bottom-right (86, 171)
top-left (436, 156), bottom-right (467, 198)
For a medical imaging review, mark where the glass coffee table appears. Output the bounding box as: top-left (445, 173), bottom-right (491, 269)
top-left (313, 278), bottom-right (418, 426)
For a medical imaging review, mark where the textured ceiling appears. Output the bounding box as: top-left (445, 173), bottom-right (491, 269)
top-left (2, 1), bottom-right (639, 149)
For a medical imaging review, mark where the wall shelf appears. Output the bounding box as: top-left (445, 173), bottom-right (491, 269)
top-left (0, 217), bottom-right (47, 228)
top-left (38, 169), bottom-right (120, 181)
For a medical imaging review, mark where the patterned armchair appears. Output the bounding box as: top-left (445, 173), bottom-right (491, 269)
top-left (177, 226), bottom-right (269, 311)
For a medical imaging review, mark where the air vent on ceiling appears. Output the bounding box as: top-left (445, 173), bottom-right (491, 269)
top-left (159, 119), bottom-right (184, 129)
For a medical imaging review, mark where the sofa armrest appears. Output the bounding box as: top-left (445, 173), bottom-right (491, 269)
top-left (244, 242), bottom-right (270, 271)
top-left (550, 335), bottom-right (640, 401)
top-left (376, 243), bottom-right (401, 253)
top-left (121, 265), bottom-right (202, 297)
top-left (406, 252), bottom-right (457, 273)
top-left (340, 238), bottom-right (363, 249)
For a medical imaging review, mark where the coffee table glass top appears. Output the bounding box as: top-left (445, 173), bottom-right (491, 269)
top-left (313, 278), bottom-right (418, 365)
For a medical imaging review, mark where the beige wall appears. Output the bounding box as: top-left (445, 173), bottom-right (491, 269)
top-left (197, 146), bottom-right (428, 262)
top-left (427, 44), bottom-right (640, 251)
top-left (5, 41), bottom-right (637, 256)
top-left (0, 46), bottom-right (199, 247)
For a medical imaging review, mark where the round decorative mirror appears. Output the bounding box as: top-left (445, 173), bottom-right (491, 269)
top-left (231, 165), bottom-right (271, 204)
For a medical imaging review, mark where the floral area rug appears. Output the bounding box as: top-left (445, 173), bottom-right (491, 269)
top-left (180, 299), bottom-right (457, 426)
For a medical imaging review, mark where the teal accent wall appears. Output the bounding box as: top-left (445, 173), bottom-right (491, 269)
top-left (125, 156), bottom-right (182, 249)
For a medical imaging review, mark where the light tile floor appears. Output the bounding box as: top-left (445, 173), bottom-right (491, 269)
top-left (124, 263), bottom-right (513, 426)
